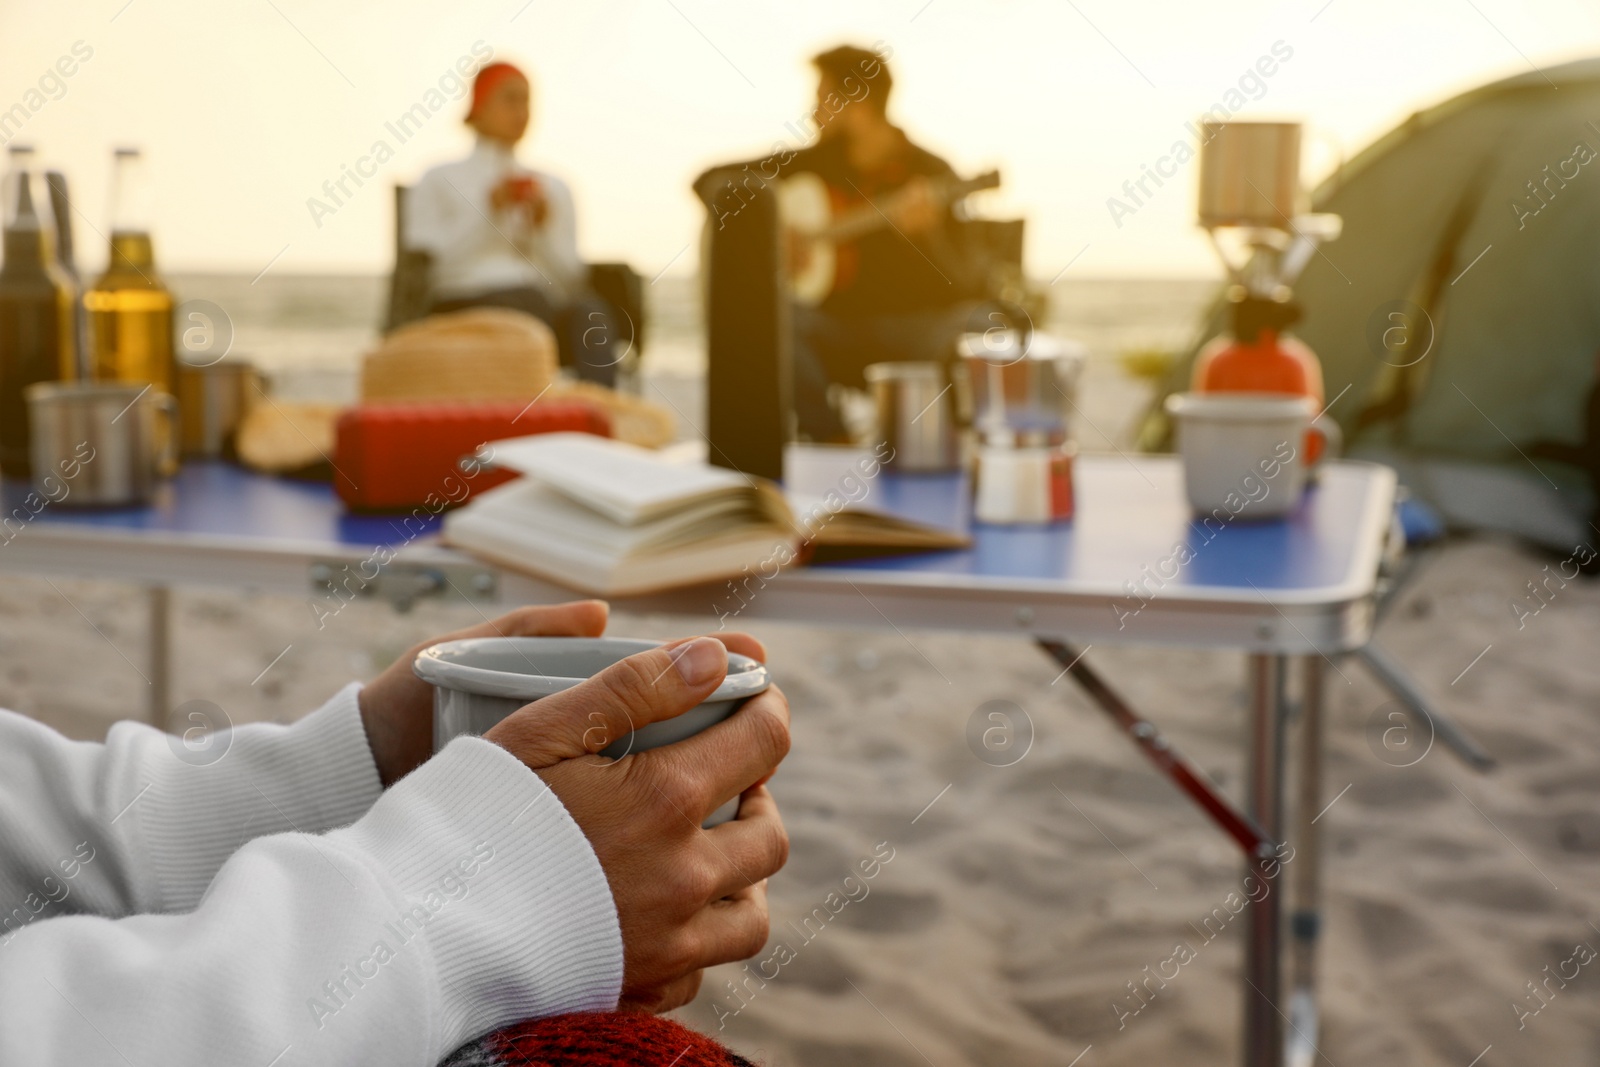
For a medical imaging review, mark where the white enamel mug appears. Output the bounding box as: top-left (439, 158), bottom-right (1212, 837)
top-left (1164, 392), bottom-right (1320, 520)
top-left (414, 636), bottom-right (772, 826)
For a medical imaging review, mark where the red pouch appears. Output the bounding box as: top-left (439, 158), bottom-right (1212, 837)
top-left (334, 400), bottom-right (610, 511)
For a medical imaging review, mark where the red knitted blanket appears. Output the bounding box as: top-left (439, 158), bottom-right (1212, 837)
top-left (440, 1012), bottom-right (757, 1067)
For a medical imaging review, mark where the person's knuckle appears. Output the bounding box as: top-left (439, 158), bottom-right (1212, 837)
top-left (751, 699), bottom-right (791, 762)
top-left (667, 926), bottom-right (703, 974)
top-left (646, 765), bottom-right (702, 821)
top-left (663, 854), bottom-right (713, 906)
top-left (763, 820), bottom-right (791, 874)
top-left (608, 653), bottom-right (667, 711)
top-left (737, 911), bottom-right (770, 959)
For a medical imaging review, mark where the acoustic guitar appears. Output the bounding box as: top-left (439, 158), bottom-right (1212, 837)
top-left (777, 169), bottom-right (1001, 306)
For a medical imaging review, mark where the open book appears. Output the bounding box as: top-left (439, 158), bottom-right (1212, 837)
top-left (442, 433), bottom-right (968, 595)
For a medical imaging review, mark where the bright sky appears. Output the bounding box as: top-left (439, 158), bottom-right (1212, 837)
top-left (2, 0), bottom-right (1597, 279)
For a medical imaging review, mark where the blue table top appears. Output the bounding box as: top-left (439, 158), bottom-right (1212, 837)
top-left (788, 449), bottom-right (1393, 605)
top-left (1, 453), bottom-right (1394, 605)
top-left (1, 462), bottom-right (443, 549)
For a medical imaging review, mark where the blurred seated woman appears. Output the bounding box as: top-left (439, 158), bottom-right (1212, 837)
top-left (407, 61), bottom-right (620, 386)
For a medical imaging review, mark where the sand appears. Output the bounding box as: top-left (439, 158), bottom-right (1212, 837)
top-left (7, 532), bottom-right (1598, 1066)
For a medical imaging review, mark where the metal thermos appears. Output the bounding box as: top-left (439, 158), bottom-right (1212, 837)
top-left (864, 361), bottom-right (960, 473)
top-left (25, 381), bottom-right (177, 505)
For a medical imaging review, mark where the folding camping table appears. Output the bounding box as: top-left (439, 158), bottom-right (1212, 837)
top-left (0, 451), bottom-right (1397, 1067)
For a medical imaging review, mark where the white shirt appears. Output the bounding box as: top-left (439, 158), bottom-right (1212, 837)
top-left (407, 138), bottom-right (587, 304)
top-left (0, 684), bottom-right (623, 1065)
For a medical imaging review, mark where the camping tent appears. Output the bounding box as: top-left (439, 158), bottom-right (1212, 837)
top-left (1142, 58), bottom-right (1600, 550)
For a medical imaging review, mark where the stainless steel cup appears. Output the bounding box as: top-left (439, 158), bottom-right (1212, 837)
top-left (864, 361), bottom-right (960, 473)
top-left (176, 359), bottom-right (258, 458)
top-left (25, 382), bottom-right (178, 506)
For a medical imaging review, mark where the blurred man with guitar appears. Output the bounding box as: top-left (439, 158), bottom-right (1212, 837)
top-left (708, 44), bottom-right (997, 440)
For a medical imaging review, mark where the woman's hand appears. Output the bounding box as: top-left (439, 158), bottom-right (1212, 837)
top-left (490, 175), bottom-right (550, 227)
top-left (358, 601), bottom-right (609, 787)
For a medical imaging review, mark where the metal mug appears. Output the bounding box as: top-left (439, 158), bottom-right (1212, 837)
top-left (25, 381), bottom-right (178, 506)
top-left (176, 359), bottom-right (257, 458)
top-left (864, 361), bottom-right (960, 473)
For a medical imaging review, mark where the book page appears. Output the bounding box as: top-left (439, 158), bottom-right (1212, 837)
top-left (486, 432), bottom-right (754, 525)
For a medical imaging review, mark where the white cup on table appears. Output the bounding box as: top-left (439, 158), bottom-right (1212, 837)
top-left (1164, 392), bottom-right (1324, 520)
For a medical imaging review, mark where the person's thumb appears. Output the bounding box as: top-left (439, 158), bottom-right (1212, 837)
top-left (485, 637), bottom-right (728, 770)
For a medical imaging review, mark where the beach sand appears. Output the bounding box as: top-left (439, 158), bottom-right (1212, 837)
top-left (8, 533), bottom-right (1598, 1066)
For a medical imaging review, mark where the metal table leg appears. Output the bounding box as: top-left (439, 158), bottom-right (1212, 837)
top-left (1041, 641), bottom-right (1309, 1066)
top-left (1243, 654), bottom-right (1287, 1067)
top-left (149, 585), bottom-right (171, 730)
top-left (1356, 643), bottom-right (1495, 771)
top-left (1038, 639), bottom-right (1273, 855)
top-left (1287, 657), bottom-right (1323, 1067)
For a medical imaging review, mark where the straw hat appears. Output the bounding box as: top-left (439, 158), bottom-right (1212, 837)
top-left (359, 305), bottom-right (677, 448)
top-left (361, 307), bottom-right (558, 403)
top-left (547, 380), bottom-right (677, 449)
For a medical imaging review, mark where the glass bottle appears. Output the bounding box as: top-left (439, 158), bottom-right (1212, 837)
top-left (45, 170), bottom-right (90, 381)
top-left (0, 146), bottom-right (75, 478)
top-left (85, 147), bottom-right (175, 393)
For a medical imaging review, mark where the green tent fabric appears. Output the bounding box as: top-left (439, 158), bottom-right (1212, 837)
top-left (1143, 58), bottom-right (1600, 549)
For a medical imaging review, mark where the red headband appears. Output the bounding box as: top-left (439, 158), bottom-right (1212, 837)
top-left (468, 62), bottom-right (526, 121)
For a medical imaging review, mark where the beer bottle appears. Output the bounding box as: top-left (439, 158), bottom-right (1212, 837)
top-left (86, 147), bottom-right (175, 393)
top-left (45, 170), bottom-right (91, 381)
top-left (0, 146), bottom-right (75, 479)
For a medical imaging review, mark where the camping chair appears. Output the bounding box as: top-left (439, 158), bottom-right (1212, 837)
top-left (383, 185), bottom-right (647, 388)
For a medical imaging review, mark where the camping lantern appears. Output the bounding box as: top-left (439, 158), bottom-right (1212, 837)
top-left (1191, 121), bottom-right (1342, 461)
top-left (1197, 121), bottom-right (1302, 230)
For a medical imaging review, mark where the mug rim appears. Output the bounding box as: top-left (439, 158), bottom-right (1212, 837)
top-left (1165, 390), bottom-right (1314, 420)
top-left (25, 381), bottom-right (166, 402)
top-left (865, 360), bottom-right (944, 382)
top-left (413, 635), bottom-right (771, 703)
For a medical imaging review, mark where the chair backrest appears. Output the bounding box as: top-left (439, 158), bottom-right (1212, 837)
top-left (385, 184), bottom-right (434, 334)
top-left (587, 262), bottom-right (644, 356)
top-left (694, 166), bottom-right (789, 480)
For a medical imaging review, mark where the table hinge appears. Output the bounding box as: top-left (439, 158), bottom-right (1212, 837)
top-left (308, 558), bottom-right (498, 613)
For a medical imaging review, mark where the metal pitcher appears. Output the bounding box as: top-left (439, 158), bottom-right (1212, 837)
top-left (957, 330), bottom-right (1086, 447)
top-left (26, 381), bottom-right (177, 506)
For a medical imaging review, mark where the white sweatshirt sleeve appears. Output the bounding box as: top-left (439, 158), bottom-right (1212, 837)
top-left (0, 735), bottom-right (624, 1065)
top-left (0, 683), bottom-right (383, 921)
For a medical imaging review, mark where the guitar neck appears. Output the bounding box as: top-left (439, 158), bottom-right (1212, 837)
top-left (818, 173), bottom-right (997, 243)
